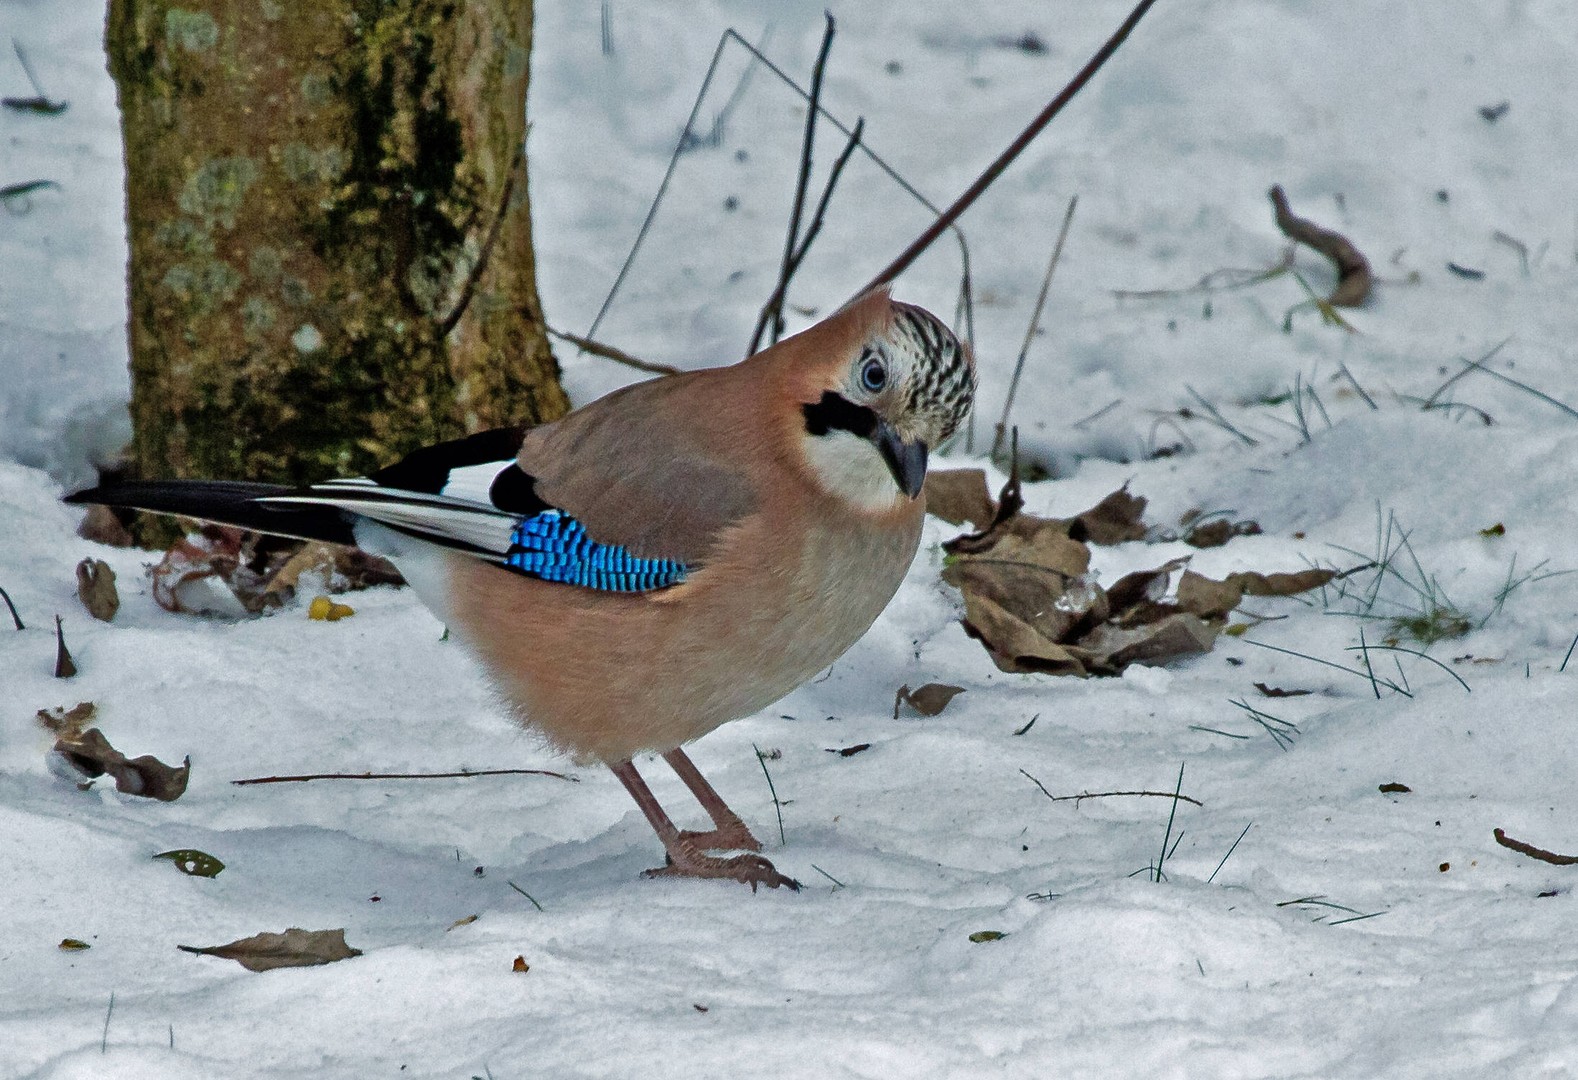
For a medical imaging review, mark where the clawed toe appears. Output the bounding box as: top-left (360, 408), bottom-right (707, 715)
top-left (644, 850), bottom-right (800, 891)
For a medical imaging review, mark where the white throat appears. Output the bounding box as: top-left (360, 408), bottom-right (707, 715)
top-left (801, 431), bottom-right (905, 512)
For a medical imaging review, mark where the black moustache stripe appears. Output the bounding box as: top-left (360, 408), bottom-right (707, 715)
top-left (802, 391), bottom-right (879, 440)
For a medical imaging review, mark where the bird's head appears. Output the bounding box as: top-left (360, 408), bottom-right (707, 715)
top-left (790, 292), bottom-right (976, 511)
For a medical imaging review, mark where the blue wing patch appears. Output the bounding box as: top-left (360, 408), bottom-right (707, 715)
top-left (504, 509), bottom-right (687, 593)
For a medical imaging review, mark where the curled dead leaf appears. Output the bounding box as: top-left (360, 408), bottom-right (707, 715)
top-left (178, 928), bottom-right (361, 972)
top-left (1069, 486), bottom-right (1148, 546)
top-left (1254, 682), bottom-right (1312, 698)
top-left (59, 938), bottom-right (91, 951)
top-left (1077, 613), bottom-right (1219, 671)
top-left (76, 503), bottom-right (135, 548)
top-left (49, 727), bottom-right (190, 801)
top-left (152, 526), bottom-right (276, 617)
top-left (1183, 518), bottom-right (1262, 548)
top-left (512, 955), bottom-right (530, 973)
top-left (894, 683), bottom-right (967, 718)
top-left (37, 701), bottom-right (96, 737)
top-left (75, 558), bottom-right (119, 622)
top-left (1226, 568), bottom-right (1335, 596)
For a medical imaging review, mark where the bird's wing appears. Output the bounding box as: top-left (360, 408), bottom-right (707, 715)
top-left (515, 371), bottom-right (760, 567)
top-left (263, 380), bottom-right (759, 593)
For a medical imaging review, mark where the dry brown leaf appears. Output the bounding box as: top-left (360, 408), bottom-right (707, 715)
top-left (1078, 613), bottom-right (1219, 671)
top-left (50, 727), bottom-right (190, 801)
top-left (1175, 570), bottom-right (1244, 620)
top-left (262, 543), bottom-right (404, 603)
top-left (945, 558), bottom-right (1102, 647)
top-left (178, 928), bottom-right (361, 972)
top-left (1071, 487), bottom-right (1148, 546)
top-left (1254, 682), bottom-right (1312, 698)
top-left (1182, 518), bottom-right (1262, 548)
top-left (76, 504), bottom-right (135, 548)
top-left (893, 683), bottom-right (967, 718)
top-left (923, 469), bottom-right (997, 528)
top-left (1105, 560), bottom-right (1189, 614)
top-left (957, 591), bottom-right (1093, 676)
top-left (75, 558), bottom-right (119, 622)
top-left (512, 954), bottom-right (530, 973)
top-left (152, 526), bottom-right (278, 617)
top-left (37, 701), bottom-right (96, 737)
top-left (1226, 568), bottom-right (1335, 596)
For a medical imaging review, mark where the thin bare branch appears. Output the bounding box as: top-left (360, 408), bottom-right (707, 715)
top-left (856, 0), bottom-right (1160, 298)
top-left (546, 326), bottom-right (682, 377)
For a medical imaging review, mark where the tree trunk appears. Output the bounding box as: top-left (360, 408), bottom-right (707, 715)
top-left (106, 0), bottom-right (570, 488)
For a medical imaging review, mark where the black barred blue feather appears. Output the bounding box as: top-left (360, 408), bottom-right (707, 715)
top-left (506, 510), bottom-right (687, 592)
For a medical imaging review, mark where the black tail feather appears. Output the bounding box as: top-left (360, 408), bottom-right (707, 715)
top-left (64, 480), bottom-right (358, 547)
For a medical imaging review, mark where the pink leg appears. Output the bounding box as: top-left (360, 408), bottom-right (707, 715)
top-left (662, 747), bottom-right (763, 853)
top-left (609, 760), bottom-right (797, 891)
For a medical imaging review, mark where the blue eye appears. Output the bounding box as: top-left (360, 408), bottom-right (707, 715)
top-left (860, 357), bottom-right (887, 393)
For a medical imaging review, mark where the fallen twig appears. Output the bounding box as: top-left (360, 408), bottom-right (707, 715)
top-left (856, 0), bottom-right (1159, 298)
top-left (1019, 768), bottom-right (1203, 807)
top-left (1269, 185), bottom-right (1371, 307)
top-left (993, 195), bottom-right (1078, 459)
top-left (232, 768), bottom-right (578, 786)
top-left (1493, 828), bottom-right (1578, 866)
top-left (545, 326), bottom-right (681, 377)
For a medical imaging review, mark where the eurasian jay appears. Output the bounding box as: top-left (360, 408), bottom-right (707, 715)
top-left (66, 289), bottom-right (976, 890)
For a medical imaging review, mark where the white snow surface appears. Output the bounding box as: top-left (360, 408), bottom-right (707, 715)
top-left (4, 0), bottom-right (1578, 1076)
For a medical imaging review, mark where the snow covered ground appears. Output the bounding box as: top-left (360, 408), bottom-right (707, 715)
top-left (4, 0), bottom-right (1578, 1076)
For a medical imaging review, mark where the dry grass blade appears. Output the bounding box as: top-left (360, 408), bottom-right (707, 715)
top-left (993, 195), bottom-right (1078, 459)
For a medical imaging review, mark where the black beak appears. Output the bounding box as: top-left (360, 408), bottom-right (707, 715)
top-left (874, 421), bottom-right (928, 499)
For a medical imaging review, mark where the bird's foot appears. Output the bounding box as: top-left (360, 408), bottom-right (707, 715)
top-left (644, 846), bottom-right (800, 892)
top-left (676, 820), bottom-right (763, 853)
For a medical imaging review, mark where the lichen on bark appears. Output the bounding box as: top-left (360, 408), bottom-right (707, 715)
top-left (108, 0), bottom-right (568, 489)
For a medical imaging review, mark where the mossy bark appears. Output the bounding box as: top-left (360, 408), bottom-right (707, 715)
top-left (106, 0), bottom-right (569, 488)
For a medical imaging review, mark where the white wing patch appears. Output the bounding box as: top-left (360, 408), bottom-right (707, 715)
top-left (261, 486), bottom-right (519, 556)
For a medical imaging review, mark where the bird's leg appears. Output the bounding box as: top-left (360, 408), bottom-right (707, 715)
top-left (608, 760), bottom-right (798, 891)
top-left (661, 748), bottom-right (763, 853)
